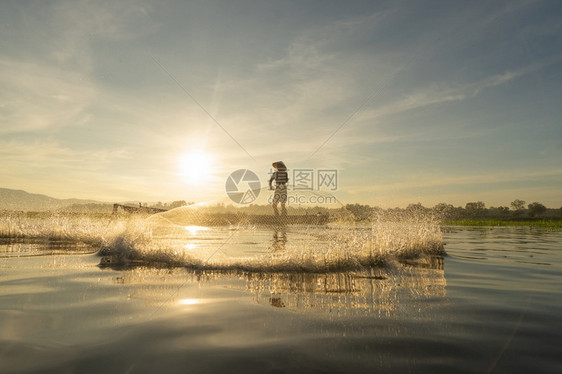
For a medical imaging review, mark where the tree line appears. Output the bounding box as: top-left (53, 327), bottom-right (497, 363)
top-left (345, 200), bottom-right (562, 221)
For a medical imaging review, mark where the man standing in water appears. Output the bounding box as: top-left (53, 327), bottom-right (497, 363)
top-left (269, 161), bottom-right (288, 217)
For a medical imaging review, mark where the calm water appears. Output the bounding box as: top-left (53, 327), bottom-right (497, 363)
top-left (0, 226), bottom-right (561, 373)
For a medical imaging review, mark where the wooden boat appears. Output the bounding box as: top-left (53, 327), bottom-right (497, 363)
top-left (112, 203), bottom-right (168, 215)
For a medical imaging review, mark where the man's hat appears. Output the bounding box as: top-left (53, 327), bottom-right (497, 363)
top-left (272, 161), bottom-right (286, 170)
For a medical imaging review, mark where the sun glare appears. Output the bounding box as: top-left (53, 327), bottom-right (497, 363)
top-left (178, 150), bottom-right (214, 184)
top-left (184, 225), bottom-right (209, 235)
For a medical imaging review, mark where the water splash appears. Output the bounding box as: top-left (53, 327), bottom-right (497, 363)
top-left (1, 199), bottom-right (445, 271)
top-left (0, 212), bottom-right (108, 246)
top-left (98, 203), bottom-right (444, 272)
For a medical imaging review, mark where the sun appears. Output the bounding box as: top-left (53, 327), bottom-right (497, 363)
top-left (178, 150), bottom-right (214, 184)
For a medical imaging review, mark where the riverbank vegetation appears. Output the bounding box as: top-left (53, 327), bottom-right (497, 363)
top-left (345, 199), bottom-right (562, 227)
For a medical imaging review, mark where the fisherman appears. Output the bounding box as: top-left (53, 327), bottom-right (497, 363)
top-left (269, 161), bottom-right (288, 216)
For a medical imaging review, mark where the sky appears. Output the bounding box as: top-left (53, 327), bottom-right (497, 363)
top-left (1, 0), bottom-right (561, 208)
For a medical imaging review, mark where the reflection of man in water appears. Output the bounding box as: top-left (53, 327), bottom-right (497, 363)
top-left (269, 297), bottom-right (286, 308)
top-left (272, 228), bottom-right (287, 252)
top-left (269, 161), bottom-right (288, 216)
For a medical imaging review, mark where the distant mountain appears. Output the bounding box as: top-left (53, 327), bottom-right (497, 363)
top-left (0, 188), bottom-right (105, 212)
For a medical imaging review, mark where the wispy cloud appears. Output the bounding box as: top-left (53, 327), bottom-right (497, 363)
top-left (356, 57), bottom-right (562, 124)
top-left (0, 1), bottom-right (560, 206)
top-left (0, 139), bottom-right (132, 170)
top-left (0, 58), bottom-right (94, 134)
top-left (0, 0), bottom-right (160, 135)
top-left (345, 167), bottom-right (562, 194)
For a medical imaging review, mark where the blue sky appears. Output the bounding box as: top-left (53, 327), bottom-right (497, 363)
top-left (1, 0), bottom-right (561, 207)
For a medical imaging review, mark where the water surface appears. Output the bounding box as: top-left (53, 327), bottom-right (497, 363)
top-left (0, 226), bottom-right (561, 373)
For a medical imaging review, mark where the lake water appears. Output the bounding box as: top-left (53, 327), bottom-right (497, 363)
top-left (1, 224), bottom-right (561, 373)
